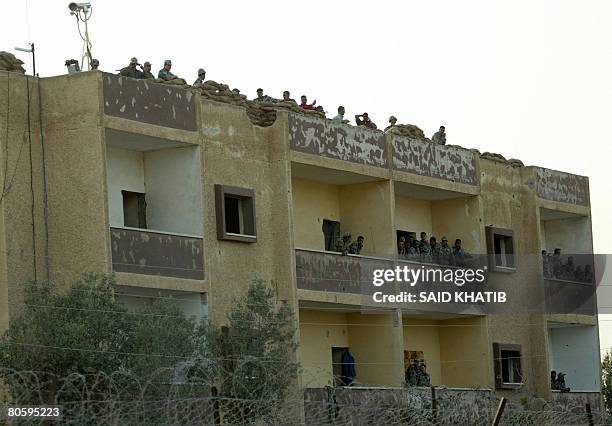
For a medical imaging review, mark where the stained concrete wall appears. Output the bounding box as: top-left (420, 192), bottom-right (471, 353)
top-left (288, 114), bottom-right (387, 168)
top-left (201, 101), bottom-right (296, 323)
top-left (391, 136), bottom-right (478, 185)
top-left (40, 73), bottom-right (111, 287)
top-left (291, 178), bottom-right (341, 250)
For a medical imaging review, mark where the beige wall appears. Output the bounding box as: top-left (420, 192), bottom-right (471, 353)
top-left (340, 181), bottom-right (394, 257)
top-left (291, 178), bottom-right (340, 250)
top-left (347, 312), bottom-right (404, 386)
top-left (395, 195), bottom-right (432, 238)
top-left (431, 196), bottom-right (483, 253)
top-left (299, 310), bottom-right (349, 387)
top-left (439, 316), bottom-right (489, 388)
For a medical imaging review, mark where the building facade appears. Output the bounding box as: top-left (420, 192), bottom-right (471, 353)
top-left (0, 70), bottom-right (601, 408)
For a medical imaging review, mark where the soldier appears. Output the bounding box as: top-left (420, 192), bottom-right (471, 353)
top-left (550, 370), bottom-right (558, 389)
top-left (335, 233), bottom-right (352, 255)
top-left (355, 112), bottom-right (377, 129)
top-left (281, 90), bottom-right (296, 103)
top-left (417, 363), bottom-right (430, 386)
top-left (193, 68), bottom-right (206, 85)
top-left (142, 61), bottom-right (155, 79)
top-left (584, 264), bottom-right (594, 282)
top-left (349, 236), bottom-right (364, 255)
top-left (254, 88), bottom-right (276, 103)
top-left (397, 239), bottom-right (406, 256)
top-left (574, 265), bottom-right (585, 282)
top-left (439, 236), bottom-right (454, 265)
top-left (454, 239), bottom-right (466, 266)
top-left (90, 58), bottom-right (99, 70)
top-left (432, 126), bottom-right (446, 145)
top-left (556, 372), bottom-right (570, 392)
top-left (405, 359), bottom-right (419, 386)
top-left (419, 232), bottom-right (431, 262)
top-left (552, 248), bottom-right (562, 278)
top-left (563, 256), bottom-right (575, 279)
top-left (158, 59), bottom-right (178, 81)
top-left (119, 57), bottom-right (143, 79)
top-left (430, 236), bottom-right (441, 263)
top-left (408, 239), bottom-right (419, 259)
top-left (384, 115), bottom-right (397, 132)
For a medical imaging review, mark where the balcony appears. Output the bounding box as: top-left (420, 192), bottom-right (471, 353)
top-left (110, 227), bottom-right (203, 280)
top-left (544, 278), bottom-right (596, 316)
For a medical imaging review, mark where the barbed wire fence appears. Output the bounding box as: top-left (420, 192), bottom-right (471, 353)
top-left (0, 366), bottom-right (610, 425)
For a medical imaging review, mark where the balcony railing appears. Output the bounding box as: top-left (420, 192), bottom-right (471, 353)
top-left (544, 278), bottom-right (596, 316)
top-left (295, 248), bottom-right (486, 314)
top-left (110, 227), bottom-right (203, 280)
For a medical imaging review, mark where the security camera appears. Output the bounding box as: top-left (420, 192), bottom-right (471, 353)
top-left (68, 2), bottom-right (91, 12)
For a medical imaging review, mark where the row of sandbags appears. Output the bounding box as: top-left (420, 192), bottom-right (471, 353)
top-left (192, 80), bottom-right (325, 126)
top-left (0, 52), bottom-right (26, 73)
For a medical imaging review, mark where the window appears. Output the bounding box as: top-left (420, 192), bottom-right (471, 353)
top-left (486, 227), bottom-right (515, 271)
top-left (493, 343), bottom-right (522, 388)
top-left (215, 184), bottom-right (256, 243)
top-left (322, 219), bottom-right (341, 251)
top-left (122, 190), bottom-right (147, 229)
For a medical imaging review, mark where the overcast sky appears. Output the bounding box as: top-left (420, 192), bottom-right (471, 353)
top-left (4, 0), bottom-right (612, 353)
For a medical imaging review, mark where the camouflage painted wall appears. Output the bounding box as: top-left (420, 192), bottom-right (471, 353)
top-left (534, 167), bottom-right (589, 206)
top-left (102, 73), bottom-right (197, 131)
top-left (391, 136), bottom-right (478, 185)
top-left (110, 227), bottom-right (203, 280)
top-left (288, 113), bottom-right (387, 167)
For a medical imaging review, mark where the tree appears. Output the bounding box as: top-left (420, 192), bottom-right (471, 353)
top-left (207, 278), bottom-right (299, 421)
top-left (602, 350), bottom-right (612, 413)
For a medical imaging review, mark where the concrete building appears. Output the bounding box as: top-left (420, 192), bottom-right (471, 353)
top-left (0, 69), bottom-right (601, 410)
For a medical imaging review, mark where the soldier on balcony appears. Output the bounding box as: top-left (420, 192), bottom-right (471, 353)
top-left (335, 233), bottom-right (353, 255)
top-left (349, 236), bottom-right (365, 255)
top-left (454, 239), bottom-right (466, 266)
top-left (430, 236), bottom-right (441, 263)
top-left (439, 236), bottom-right (454, 265)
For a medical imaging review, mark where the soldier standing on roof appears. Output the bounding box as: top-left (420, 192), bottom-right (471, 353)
top-left (158, 60), bottom-right (177, 81)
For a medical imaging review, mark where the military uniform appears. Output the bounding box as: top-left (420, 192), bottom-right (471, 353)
top-left (120, 66), bottom-right (143, 79)
top-left (439, 243), bottom-right (454, 265)
top-left (430, 242), bottom-right (441, 263)
top-left (419, 239), bottom-right (432, 262)
top-left (453, 246), bottom-right (466, 266)
top-left (349, 241), bottom-right (363, 255)
top-left (158, 69), bottom-right (177, 80)
top-left (432, 131), bottom-right (446, 145)
top-left (335, 234), bottom-right (352, 254)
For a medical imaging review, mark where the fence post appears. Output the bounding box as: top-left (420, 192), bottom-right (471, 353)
top-left (492, 397), bottom-right (506, 426)
top-left (431, 386), bottom-right (437, 424)
top-left (211, 386), bottom-right (221, 425)
top-left (586, 403), bottom-right (594, 426)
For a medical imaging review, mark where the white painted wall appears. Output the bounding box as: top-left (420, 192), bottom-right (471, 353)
top-left (116, 286), bottom-right (208, 319)
top-left (106, 146), bottom-right (145, 227)
top-left (144, 147), bottom-right (203, 236)
top-left (548, 325), bottom-right (600, 391)
top-left (105, 145), bottom-right (203, 235)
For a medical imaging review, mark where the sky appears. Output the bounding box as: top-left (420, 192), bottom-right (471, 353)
top-left (4, 0), bottom-right (612, 352)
